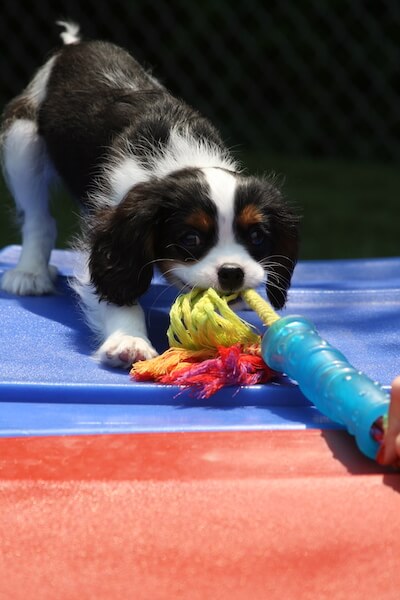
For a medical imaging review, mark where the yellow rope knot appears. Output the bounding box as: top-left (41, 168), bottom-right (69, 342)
top-left (166, 287), bottom-right (279, 352)
top-left (131, 287), bottom-right (280, 394)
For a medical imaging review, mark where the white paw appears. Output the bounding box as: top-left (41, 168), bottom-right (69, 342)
top-left (96, 333), bottom-right (158, 369)
top-left (1, 266), bottom-right (58, 296)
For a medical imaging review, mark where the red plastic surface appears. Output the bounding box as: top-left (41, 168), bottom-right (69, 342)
top-left (1, 430), bottom-right (399, 599)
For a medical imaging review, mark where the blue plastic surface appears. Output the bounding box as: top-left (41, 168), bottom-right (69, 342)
top-left (1, 245), bottom-right (400, 437)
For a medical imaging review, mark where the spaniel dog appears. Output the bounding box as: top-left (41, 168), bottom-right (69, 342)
top-left (1, 22), bottom-right (299, 368)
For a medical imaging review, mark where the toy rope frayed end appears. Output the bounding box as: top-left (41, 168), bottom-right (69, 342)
top-left (131, 288), bottom-right (277, 398)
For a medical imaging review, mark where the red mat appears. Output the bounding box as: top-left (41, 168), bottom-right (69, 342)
top-left (1, 430), bottom-right (399, 599)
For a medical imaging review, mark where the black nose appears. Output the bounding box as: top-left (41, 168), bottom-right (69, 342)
top-left (218, 264), bottom-right (245, 291)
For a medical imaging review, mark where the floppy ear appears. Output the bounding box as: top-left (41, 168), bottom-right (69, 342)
top-left (266, 210), bottom-right (299, 310)
top-left (88, 183), bottom-right (160, 305)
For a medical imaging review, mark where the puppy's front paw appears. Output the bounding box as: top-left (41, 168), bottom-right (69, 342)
top-left (1, 267), bottom-right (58, 296)
top-left (96, 333), bottom-right (158, 368)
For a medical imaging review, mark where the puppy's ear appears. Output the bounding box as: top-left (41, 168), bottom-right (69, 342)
top-left (88, 183), bottom-right (159, 305)
top-left (266, 209), bottom-right (299, 310)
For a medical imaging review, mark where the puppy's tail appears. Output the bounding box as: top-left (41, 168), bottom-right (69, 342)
top-left (56, 21), bottom-right (81, 45)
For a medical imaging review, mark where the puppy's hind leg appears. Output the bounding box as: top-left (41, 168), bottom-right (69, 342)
top-left (1, 118), bottom-right (57, 295)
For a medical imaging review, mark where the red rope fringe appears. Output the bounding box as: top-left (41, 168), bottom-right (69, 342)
top-left (132, 344), bottom-right (276, 399)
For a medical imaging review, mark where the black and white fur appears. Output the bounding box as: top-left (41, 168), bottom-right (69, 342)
top-left (0, 23), bottom-right (299, 368)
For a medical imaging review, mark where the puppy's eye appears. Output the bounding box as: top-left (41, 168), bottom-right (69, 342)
top-left (248, 225), bottom-right (267, 246)
top-left (180, 230), bottom-right (202, 248)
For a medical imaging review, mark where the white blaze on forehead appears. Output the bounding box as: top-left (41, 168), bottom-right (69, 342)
top-left (170, 167), bottom-right (265, 290)
top-left (202, 167), bottom-right (237, 240)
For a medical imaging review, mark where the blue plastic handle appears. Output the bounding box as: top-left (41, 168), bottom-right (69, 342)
top-left (261, 316), bottom-right (390, 459)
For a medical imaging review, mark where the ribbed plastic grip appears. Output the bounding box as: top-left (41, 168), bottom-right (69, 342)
top-left (261, 316), bottom-right (390, 459)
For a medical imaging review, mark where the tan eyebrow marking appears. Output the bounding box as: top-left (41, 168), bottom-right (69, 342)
top-left (184, 210), bottom-right (214, 232)
top-left (237, 204), bottom-right (263, 228)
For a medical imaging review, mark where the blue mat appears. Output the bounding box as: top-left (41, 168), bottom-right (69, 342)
top-left (1, 245), bottom-right (399, 436)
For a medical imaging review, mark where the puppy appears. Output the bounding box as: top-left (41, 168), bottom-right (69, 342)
top-left (0, 22), bottom-right (299, 368)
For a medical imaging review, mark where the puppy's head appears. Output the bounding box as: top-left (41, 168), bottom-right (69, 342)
top-left (89, 167), bottom-right (299, 308)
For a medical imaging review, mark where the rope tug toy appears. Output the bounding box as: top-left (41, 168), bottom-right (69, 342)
top-left (132, 289), bottom-right (278, 399)
top-left (131, 287), bottom-right (395, 464)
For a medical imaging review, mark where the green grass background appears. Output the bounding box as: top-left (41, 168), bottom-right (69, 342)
top-left (0, 153), bottom-right (398, 260)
